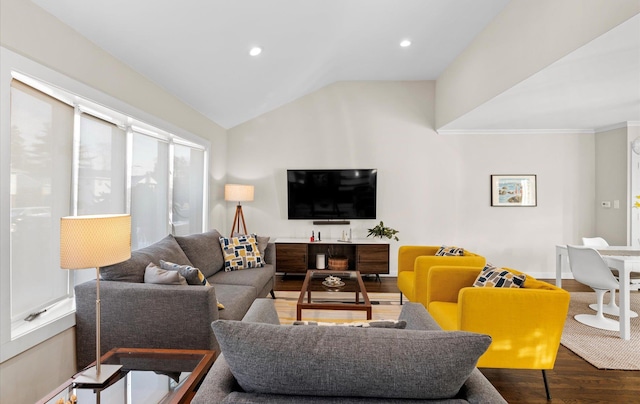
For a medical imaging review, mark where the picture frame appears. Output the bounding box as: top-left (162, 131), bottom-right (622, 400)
top-left (491, 175), bottom-right (537, 207)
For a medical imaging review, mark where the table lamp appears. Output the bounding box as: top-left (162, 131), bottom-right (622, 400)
top-left (60, 214), bottom-right (131, 385)
top-left (225, 184), bottom-right (254, 238)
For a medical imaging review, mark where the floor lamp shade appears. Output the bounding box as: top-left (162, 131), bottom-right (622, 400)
top-left (59, 214), bottom-right (131, 385)
top-left (224, 184), bottom-right (254, 203)
top-left (60, 214), bottom-right (131, 269)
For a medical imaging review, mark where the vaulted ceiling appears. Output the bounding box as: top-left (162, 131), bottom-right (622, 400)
top-left (32, 0), bottom-right (640, 132)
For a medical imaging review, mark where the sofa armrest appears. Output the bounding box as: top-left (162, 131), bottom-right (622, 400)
top-left (398, 302), bottom-right (442, 330)
top-left (427, 266), bottom-right (482, 306)
top-left (460, 369), bottom-right (508, 404)
top-left (75, 280), bottom-right (219, 369)
top-left (457, 286), bottom-right (570, 369)
top-left (191, 355), bottom-right (237, 404)
top-left (241, 298), bottom-right (280, 325)
top-left (397, 245), bottom-right (439, 274)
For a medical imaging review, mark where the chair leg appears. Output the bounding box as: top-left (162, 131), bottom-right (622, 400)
top-left (542, 370), bottom-right (551, 401)
top-left (400, 293), bottom-right (403, 305)
top-left (270, 290), bottom-right (276, 299)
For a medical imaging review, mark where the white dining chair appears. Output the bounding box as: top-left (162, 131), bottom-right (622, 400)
top-left (567, 246), bottom-right (620, 331)
top-left (582, 237), bottom-right (639, 318)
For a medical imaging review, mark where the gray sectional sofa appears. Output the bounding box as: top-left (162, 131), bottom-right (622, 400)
top-left (74, 230), bottom-right (275, 369)
top-left (192, 299), bottom-right (507, 403)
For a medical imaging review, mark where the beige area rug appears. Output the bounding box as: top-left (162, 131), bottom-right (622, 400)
top-left (272, 291), bottom-right (402, 324)
top-left (560, 292), bottom-right (640, 370)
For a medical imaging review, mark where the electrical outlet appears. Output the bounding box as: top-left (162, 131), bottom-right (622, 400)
top-left (601, 201), bottom-right (611, 208)
top-left (614, 200), bottom-right (620, 209)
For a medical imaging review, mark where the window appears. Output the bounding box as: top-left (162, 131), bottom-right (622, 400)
top-left (9, 80), bottom-right (74, 325)
top-left (77, 113), bottom-right (126, 215)
top-left (1, 47), bottom-right (209, 362)
top-left (131, 130), bottom-right (169, 250)
top-left (172, 143), bottom-right (205, 236)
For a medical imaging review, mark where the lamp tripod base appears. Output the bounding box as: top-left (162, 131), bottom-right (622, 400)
top-left (74, 364), bottom-right (123, 385)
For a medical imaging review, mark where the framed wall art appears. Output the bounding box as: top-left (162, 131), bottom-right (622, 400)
top-left (491, 175), bottom-right (537, 207)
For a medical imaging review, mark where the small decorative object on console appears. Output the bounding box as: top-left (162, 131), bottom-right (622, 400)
top-left (367, 220), bottom-right (399, 241)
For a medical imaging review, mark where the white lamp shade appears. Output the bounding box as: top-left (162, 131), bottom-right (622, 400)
top-left (225, 184), bottom-right (254, 202)
top-left (60, 214), bottom-right (131, 269)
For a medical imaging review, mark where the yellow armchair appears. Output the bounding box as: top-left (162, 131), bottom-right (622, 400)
top-left (397, 246), bottom-right (485, 306)
top-left (426, 265), bottom-right (570, 400)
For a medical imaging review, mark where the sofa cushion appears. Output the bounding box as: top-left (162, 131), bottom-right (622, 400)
top-left (211, 321), bottom-right (491, 400)
top-left (144, 262), bottom-right (187, 285)
top-left (213, 284), bottom-right (257, 320)
top-left (435, 246), bottom-right (465, 256)
top-left (101, 234), bottom-right (193, 283)
top-left (473, 265), bottom-right (526, 288)
top-left (175, 230), bottom-right (225, 278)
top-left (208, 264), bottom-right (275, 295)
top-left (219, 234), bottom-right (264, 271)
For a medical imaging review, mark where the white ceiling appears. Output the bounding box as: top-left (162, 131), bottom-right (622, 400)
top-left (32, 0), bottom-right (640, 132)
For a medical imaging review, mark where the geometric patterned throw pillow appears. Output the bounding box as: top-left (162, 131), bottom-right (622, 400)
top-left (219, 234), bottom-right (264, 271)
top-left (159, 260), bottom-right (209, 286)
top-left (473, 264), bottom-right (526, 288)
top-left (435, 245), bottom-right (465, 256)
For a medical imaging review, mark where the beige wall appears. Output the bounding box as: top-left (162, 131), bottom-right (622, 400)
top-left (436, 0), bottom-right (640, 129)
top-left (228, 80), bottom-right (595, 279)
top-left (0, 0), bottom-right (227, 401)
top-left (595, 127), bottom-right (629, 245)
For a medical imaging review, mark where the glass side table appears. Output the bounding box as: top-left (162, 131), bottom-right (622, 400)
top-left (37, 348), bottom-right (215, 404)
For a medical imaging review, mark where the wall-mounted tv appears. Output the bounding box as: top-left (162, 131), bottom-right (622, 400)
top-left (287, 169), bottom-right (377, 220)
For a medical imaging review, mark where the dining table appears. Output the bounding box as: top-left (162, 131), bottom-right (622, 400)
top-left (555, 245), bottom-right (640, 340)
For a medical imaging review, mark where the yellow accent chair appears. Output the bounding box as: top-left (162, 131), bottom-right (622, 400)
top-left (426, 265), bottom-right (570, 400)
top-left (397, 246), bottom-right (486, 306)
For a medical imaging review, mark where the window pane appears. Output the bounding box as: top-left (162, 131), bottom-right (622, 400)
top-left (172, 144), bottom-right (204, 236)
top-left (10, 80), bottom-right (73, 320)
top-left (131, 132), bottom-right (169, 249)
top-left (78, 114), bottom-right (126, 215)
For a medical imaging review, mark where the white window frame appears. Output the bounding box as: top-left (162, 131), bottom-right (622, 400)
top-left (0, 47), bottom-right (210, 363)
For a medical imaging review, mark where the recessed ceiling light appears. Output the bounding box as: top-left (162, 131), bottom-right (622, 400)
top-left (400, 39), bottom-right (411, 48)
top-left (249, 47), bottom-right (262, 56)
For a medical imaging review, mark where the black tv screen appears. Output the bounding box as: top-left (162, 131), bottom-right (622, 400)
top-left (287, 169), bottom-right (377, 220)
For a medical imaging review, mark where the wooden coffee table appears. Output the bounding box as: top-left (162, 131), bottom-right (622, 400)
top-left (37, 348), bottom-right (215, 404)
top-left (297, 270), bottom-right (371, 321)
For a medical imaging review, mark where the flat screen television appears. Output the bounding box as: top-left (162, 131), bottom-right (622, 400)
top-left (287, 169), bottom-right (377, 220)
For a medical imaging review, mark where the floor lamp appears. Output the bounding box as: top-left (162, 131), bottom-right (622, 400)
top-left (60, 214), bottom-right (131, 385)
top-left (225, 184), bottom-right (254, 238)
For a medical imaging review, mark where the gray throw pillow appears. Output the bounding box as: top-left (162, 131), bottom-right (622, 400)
top-left (143, 263), bottom-right (187, 285)
top-left (101, 234), bottom-right (193, 283)
top-left (211, 320), bottom-right (491, 400)
top-left (175, 230), bottom-right (225, 278)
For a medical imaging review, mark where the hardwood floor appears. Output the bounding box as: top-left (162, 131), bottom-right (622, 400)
top-left (274, 275), bottom-right (640, 403)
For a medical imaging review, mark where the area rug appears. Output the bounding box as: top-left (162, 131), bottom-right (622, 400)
top-left (560, 292), bottom-right (640, 370)
top-left (272, 291), bottom-right (402, 324)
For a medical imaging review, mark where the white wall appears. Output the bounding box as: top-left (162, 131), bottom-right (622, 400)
top-left (0, 0), bottom-right (227, 402)
top-left (227, 80), bottom-right (595, 278)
